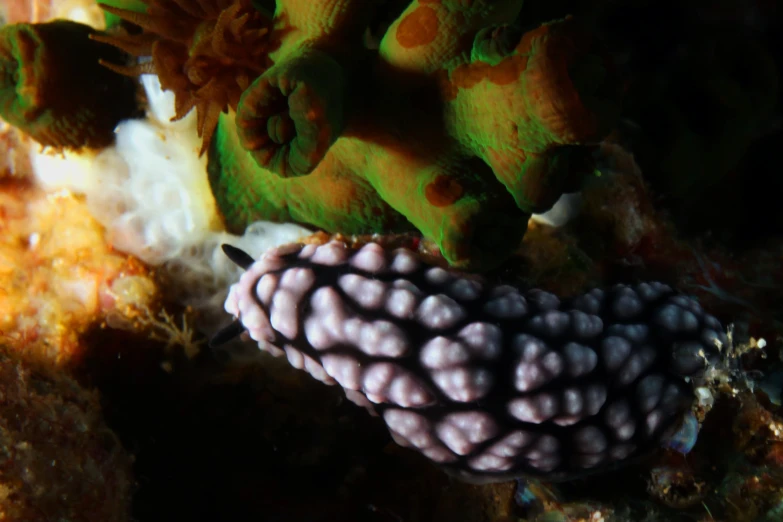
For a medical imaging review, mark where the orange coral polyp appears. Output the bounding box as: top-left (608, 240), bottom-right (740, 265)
top-left (97, 0), bottom-right (275, 154)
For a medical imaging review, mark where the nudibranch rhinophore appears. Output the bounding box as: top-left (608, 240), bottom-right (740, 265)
top-left (0, 20), bottom-right (138, 149)
top-left (213, 240), bottom-right (726, 483)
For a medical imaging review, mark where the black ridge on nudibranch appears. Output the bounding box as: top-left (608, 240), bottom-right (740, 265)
top-left (217, 240), bottom-right (727, 483)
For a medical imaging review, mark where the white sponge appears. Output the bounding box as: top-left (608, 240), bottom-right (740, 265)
top-left (30, 74), bottom-right (310, 319)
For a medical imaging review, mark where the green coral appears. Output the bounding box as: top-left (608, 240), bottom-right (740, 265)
top-left (208, 2), bottom-right (618, 269)
top-left (0, 20), bottom-right (138, 149)
top-left (97, 0), bottom-right (619, 269)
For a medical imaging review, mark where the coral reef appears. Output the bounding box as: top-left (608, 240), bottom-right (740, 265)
top-left (95, 0), bottom-right (276, 155)
top-left (0, 0), bottom-right (108, 26)
top-left (99, 0), bottom-right (619, 269)
top-left (0, 19), bottom-right (138, 148)
top-left (0, 120), bottom-right (32, 178)
top-left (574, 143), bottom-right (783, 341)
top-left (214, 239), bottom-right (726, 482)
top-left (0, 344), bottom-right (134, 521)
top-left (0, 1), bottom-right (780, 520)
top-left (25, 69), bottom-right (312, 332)
top-left (0, 177), bottom-right (160, 365)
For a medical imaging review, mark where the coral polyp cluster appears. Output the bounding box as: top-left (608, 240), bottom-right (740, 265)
top-left (90, 0), bottom-right (619, 269)
top-left (96, 0), bottom-right (276, 154)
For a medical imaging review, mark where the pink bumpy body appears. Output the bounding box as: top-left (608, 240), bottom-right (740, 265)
top-left (220, 240), bottom-right (726, 482)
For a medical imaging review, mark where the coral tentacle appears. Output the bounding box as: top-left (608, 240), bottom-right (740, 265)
top-left (236, 50), bottom-right (347, 177)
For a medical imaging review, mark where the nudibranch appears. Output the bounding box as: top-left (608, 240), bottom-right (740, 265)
top-left (213, 240), bottom-right (726, 483)
top-left (97, 0), bottom-right (619, 270)
top-left (0, 20), bottom-right (137, 149)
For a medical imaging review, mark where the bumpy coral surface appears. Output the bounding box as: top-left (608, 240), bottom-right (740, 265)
top-left (0, 19), bottom-right (138, 148)
top-left (100, 0), bottom-right (619, 269)
top-left (0, 345), bottom-right (134, 521)
top-left (215, 239), bottom-right (726, 482)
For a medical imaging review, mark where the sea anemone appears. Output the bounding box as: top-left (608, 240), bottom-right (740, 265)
top-left (94, 0), bottom-right (277, 154)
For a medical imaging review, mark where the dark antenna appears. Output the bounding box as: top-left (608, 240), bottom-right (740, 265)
top-left (209, 319), bottom-right (246, 348)
top-left (221, 244), bottom-right (255, 270)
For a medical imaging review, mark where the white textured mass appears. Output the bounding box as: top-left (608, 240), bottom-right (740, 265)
top-left (512, 334), bottom-right (563, 392)
top-left (528, 310), bottom-right (571, 337)
top-left (304, 286), bottom-right (410, 357)
top-left (483, 286), bottom-right (528, 318)
top-left (617, 345), bottom-right (657, 386)
top-left (417, 294), bottom-right (466, 329)
top-left (432, 367), bottom-right (494, 402)
top-left (508, 393), bottom-right (559, 423)
top-left (362, 363), bottom-right (435, 407)
top-left (420, 337), bottom-right (470, 369)
top-left (339, 273), bottom-right (386, 309)
top-left (383, 409), bottom-right (456, 463)
top-left (526, 289), bottom-right (560, 310)
top-left (612, 286), bottom-right (644, 319)
top-left (389, 248), bottom-right (420, 273)
top-left (31, 73), bottom-right (309, 328)
top-left (457, 322), bottom-right (503, 360)
top-left (563, 343), bottom-right (598, 376)
top-left (436, 411), bottom-right (499, 455)
top-left (310, 241), bottom-right (349, 265)
top-left (448, 278), bottom-right (482, 301)
top-left (350, 242), bottom-right (388, 273)
top-left (605, 399), bottom-right (636, 441)
top-left (425, 267), bottom-right (452, 285)
top-left (269, 267), bottom-right (316, 339)
top-left (385, 287), bottom-right (420, 319)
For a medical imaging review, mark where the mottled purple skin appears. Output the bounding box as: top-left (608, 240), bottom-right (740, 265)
top-left (218, 240), bottom-right (726, 483)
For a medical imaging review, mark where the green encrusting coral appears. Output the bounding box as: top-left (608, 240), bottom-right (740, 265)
top-left (59, 0), bottom-right (618, 270)
top-left (0, 20), bottom-right (138, 149)
top-left (209, 111), bottom-right (412, 235)
top-left (203, 2), bottom-right (619, 269)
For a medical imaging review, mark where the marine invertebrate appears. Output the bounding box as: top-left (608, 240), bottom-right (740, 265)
top-left (101, 0), bottom-right (618, 269)
top-left (95, 0), bottom-right (278, 154)
top-left (0, 20), bottom-right (137, 148)
top-left (213, 239), bottom-right (726, 482)
top-left (211, 3), bottom-right (618, 269)
top-left (0, 181), bottom-right (160, 366)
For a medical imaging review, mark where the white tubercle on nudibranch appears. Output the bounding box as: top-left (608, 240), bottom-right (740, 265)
top-left (212, 240), bottom-right (727, 483)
